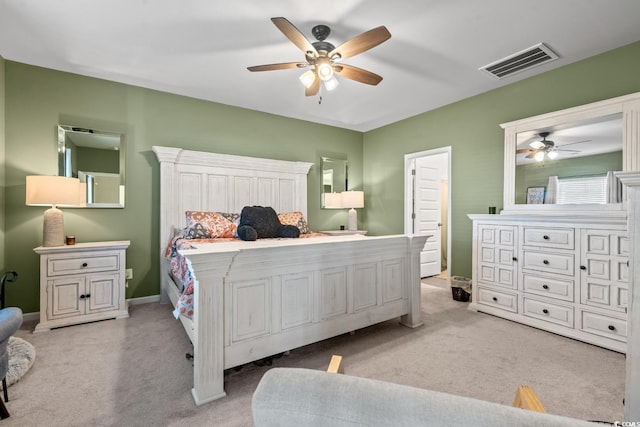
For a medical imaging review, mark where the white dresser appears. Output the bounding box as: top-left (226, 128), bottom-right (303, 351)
top-left (33, 240), bottom-right (130, 332)
top-left (469, 215), bottom-right (628, 353)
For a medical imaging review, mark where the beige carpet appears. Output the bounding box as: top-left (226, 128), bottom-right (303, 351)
top-left (4, 277), bottom-right (625, 426)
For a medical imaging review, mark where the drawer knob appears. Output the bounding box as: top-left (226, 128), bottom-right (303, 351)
top-left (608, 325), bottom-right (616, 332)
top-left (512, 257), bottom-right (518, 262)
top-left (542, 284), bottom-right (549, 290)
top-left (580, 265), bottom-right (586, 270)
top-left (81, 262), bottom-right (88, 268)
top-left (492, 297), bottom-right (498, 302)
top-left (543, 235), bottom-right (550, 240)
top-left (542, 309), bottom-right (549, 315)
top-left (80, 294), bottom-right (86, 300)
top-left (543, 260), bottom-right (549, 265)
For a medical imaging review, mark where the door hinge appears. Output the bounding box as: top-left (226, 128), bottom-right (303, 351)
top-left (411, 169), bottom-right (416, 175)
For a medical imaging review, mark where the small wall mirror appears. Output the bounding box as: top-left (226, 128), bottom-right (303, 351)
top-left (320, 156), bottom-right (347, 208)
top-left (58, 125), bottom-right (125, 208)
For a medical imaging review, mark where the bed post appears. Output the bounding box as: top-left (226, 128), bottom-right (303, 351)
top-left (182, 250), bottom-right (238, 405)
top-left (400, 234), bottom-right (428, 328)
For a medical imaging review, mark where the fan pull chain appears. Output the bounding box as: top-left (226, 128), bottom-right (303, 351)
top-left (319, 96), bottom-right (323, 105)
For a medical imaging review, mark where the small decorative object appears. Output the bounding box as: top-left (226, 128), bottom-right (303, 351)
top-left (527, 186), bottom-right (546, 204)
top-left (488, 206), bottom-right (496, 214)
top-left (66, 235), bottom-right (76, 245)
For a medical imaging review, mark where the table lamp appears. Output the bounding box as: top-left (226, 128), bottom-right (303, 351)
top-left (341, 191), bottom-right (364, 231)
top-left (26, 176), bottom-right (83, 247)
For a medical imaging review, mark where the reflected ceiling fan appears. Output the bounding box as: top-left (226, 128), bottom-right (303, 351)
top-left (247, 17), bottom-right (391, 96)
top-left (516, 132), bottom-right (583, 161)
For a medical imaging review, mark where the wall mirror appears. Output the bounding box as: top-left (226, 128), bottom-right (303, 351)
top-left (58, 124), bottom-right (125, 208)
top-left (501, 91), bottom-right (640, 213)
top-left (320, 156), bottom-right (347, 208)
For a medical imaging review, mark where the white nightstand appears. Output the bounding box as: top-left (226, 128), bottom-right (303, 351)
top-left (321, 230), bottom-right (368, 236)
top-left (33, 240), bottom-right (130, 332)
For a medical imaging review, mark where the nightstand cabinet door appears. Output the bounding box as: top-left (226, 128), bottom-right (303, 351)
top-left (34, 241), bottom-right (130, 332)
top-left (49, 277), bottom-right (84, 319)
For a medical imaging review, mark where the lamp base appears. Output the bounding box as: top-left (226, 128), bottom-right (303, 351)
top-left (43, 207), bottom-right (65, 247)
top-left (347, 208), bottom-right (358, 231)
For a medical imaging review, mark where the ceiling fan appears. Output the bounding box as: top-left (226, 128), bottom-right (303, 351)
top-left (247, 17), bottom-right (391, 96)
top-left (516, 132), bottom-right (582, 161)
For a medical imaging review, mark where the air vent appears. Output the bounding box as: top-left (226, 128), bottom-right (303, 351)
top-left (480, 43), bottom-right (558, 79)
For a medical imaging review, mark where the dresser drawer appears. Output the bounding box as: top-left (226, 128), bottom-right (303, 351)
top-left (523, 227), bottom-right (574, 249)
top-left (47, 253), bottom-right (121, 277)
top-left (477, 288), bottom-right (517, 312)
top-left (581, 310), bottom-right (626, 341)
top-left (523, 297), bottom-right (574, 328)
top-left (522, 274), bottom-right (574, 302)
top-left (522, 250), bottom-right (574, 276)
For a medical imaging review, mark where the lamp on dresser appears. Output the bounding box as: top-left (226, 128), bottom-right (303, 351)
top-left (341, 190), bottom-right (364, 231)
top-left (26, 175), bottom-right (84, 247)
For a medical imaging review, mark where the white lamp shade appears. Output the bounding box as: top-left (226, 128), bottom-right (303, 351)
top-left (26, 176), bottom-right (82, 206)
top-left (341, 191), bottom-right (364, 209)
top-left (323, 192), bottom-right (343, 209)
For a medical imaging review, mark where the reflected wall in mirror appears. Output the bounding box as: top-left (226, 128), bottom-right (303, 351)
top-left (501, 91), bottom-right (640, 213)
top-left (320, 156), bottom-right (347, 208)
top-left (58, 125), bottom-right (125, 208)
top-left (515, 113), bottom-right (623, 204)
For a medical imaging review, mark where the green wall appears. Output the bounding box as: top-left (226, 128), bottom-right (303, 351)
top-left (363, 41), bottom-right (640, 278)
top-left (3, 62), bottom-right (362, 312)
top-left (0, 55), bottom-right (5, 273)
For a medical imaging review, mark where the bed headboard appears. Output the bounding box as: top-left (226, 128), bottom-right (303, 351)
top-left (153, 146), bottom-right (314, 248)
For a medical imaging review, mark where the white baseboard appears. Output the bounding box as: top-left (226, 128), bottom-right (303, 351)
top-left (21, 294), bottom-right (163, 323)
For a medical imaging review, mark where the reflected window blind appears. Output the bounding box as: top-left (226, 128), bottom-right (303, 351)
top-left (557, 176), bottom-right (607, 204)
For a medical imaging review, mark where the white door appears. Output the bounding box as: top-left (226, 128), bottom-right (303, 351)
top-left (405, 149), bottom-right (450, 278)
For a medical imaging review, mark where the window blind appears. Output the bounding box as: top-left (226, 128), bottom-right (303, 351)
top-left (556, 175), bottom-right (607, 204)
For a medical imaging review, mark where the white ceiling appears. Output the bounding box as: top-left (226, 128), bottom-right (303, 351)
top-left (1, 0), bottom-right (640, 132)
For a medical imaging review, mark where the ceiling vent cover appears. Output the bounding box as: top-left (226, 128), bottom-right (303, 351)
top-left (480, 43), bottom-right (558, 79)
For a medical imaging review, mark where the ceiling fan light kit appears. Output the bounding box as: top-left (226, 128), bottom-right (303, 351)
top-left (248, 17), bottom-right (391, 97)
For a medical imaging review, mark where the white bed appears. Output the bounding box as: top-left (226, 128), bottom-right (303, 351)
top-left (153, 146), bottom-right (428, 405)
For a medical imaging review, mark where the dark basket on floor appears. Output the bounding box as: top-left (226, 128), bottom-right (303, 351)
top-left (451, 286), bottom-right (470, 302)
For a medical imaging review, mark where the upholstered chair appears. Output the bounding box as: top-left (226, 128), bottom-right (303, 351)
top-left (0, 307), bottom-right (23, 419)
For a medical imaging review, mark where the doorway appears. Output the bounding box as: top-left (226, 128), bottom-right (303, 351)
top-left (404, 147), bottom-right (451, 278)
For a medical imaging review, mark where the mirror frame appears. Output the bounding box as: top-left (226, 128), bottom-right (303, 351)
top-left (501, 91), bottom-right (640, 215)
top-left (58, 124), bottom-right (126, 208)
top-left (320, 156), bottom-right (348, 208)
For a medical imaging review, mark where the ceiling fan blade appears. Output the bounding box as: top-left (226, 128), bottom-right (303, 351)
top-left (305, 76), bottom-right (321, 96)
top-left (329, 26), bottom-right (391, 59)
top-left (516, 148), bottom-right (532, 154)
top-left (334, 64), bottom-right (383, 85)
top-left (247, 62), bottom-right (308, 72)
top-left (271, 17), bottom-right (317, 55)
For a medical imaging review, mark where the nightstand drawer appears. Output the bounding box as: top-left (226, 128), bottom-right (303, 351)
top-left (522, 274), bottom-right (574, 301)
top-left (522, 250), bottom-right (574, 276)
top-left (581, 311), bottom-right (626, 341)
top-left (523, 297), bottom-right (574, 328)
top-left (47, 253), bottom-right (120, 276)
top-left (523, 227), bottom-right (574, 249)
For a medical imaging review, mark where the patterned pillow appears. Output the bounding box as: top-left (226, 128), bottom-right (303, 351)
top-left (278, 211), bottom-right (310, 234)
top-left (184, 211), bottom-right (236, 239)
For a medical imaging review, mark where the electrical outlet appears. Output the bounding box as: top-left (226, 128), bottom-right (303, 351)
top-left (125, 268), bottom-right (133, 280)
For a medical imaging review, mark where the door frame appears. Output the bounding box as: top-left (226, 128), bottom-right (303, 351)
top-left (404, 147), bottom-right (452, 279)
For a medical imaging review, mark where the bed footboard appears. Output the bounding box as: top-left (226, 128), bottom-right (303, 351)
top-left (181, 234), bottom-right (427, 406)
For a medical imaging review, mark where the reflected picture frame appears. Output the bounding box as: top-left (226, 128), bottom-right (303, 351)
top-left (527, 186), bottom-right (546, 204)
